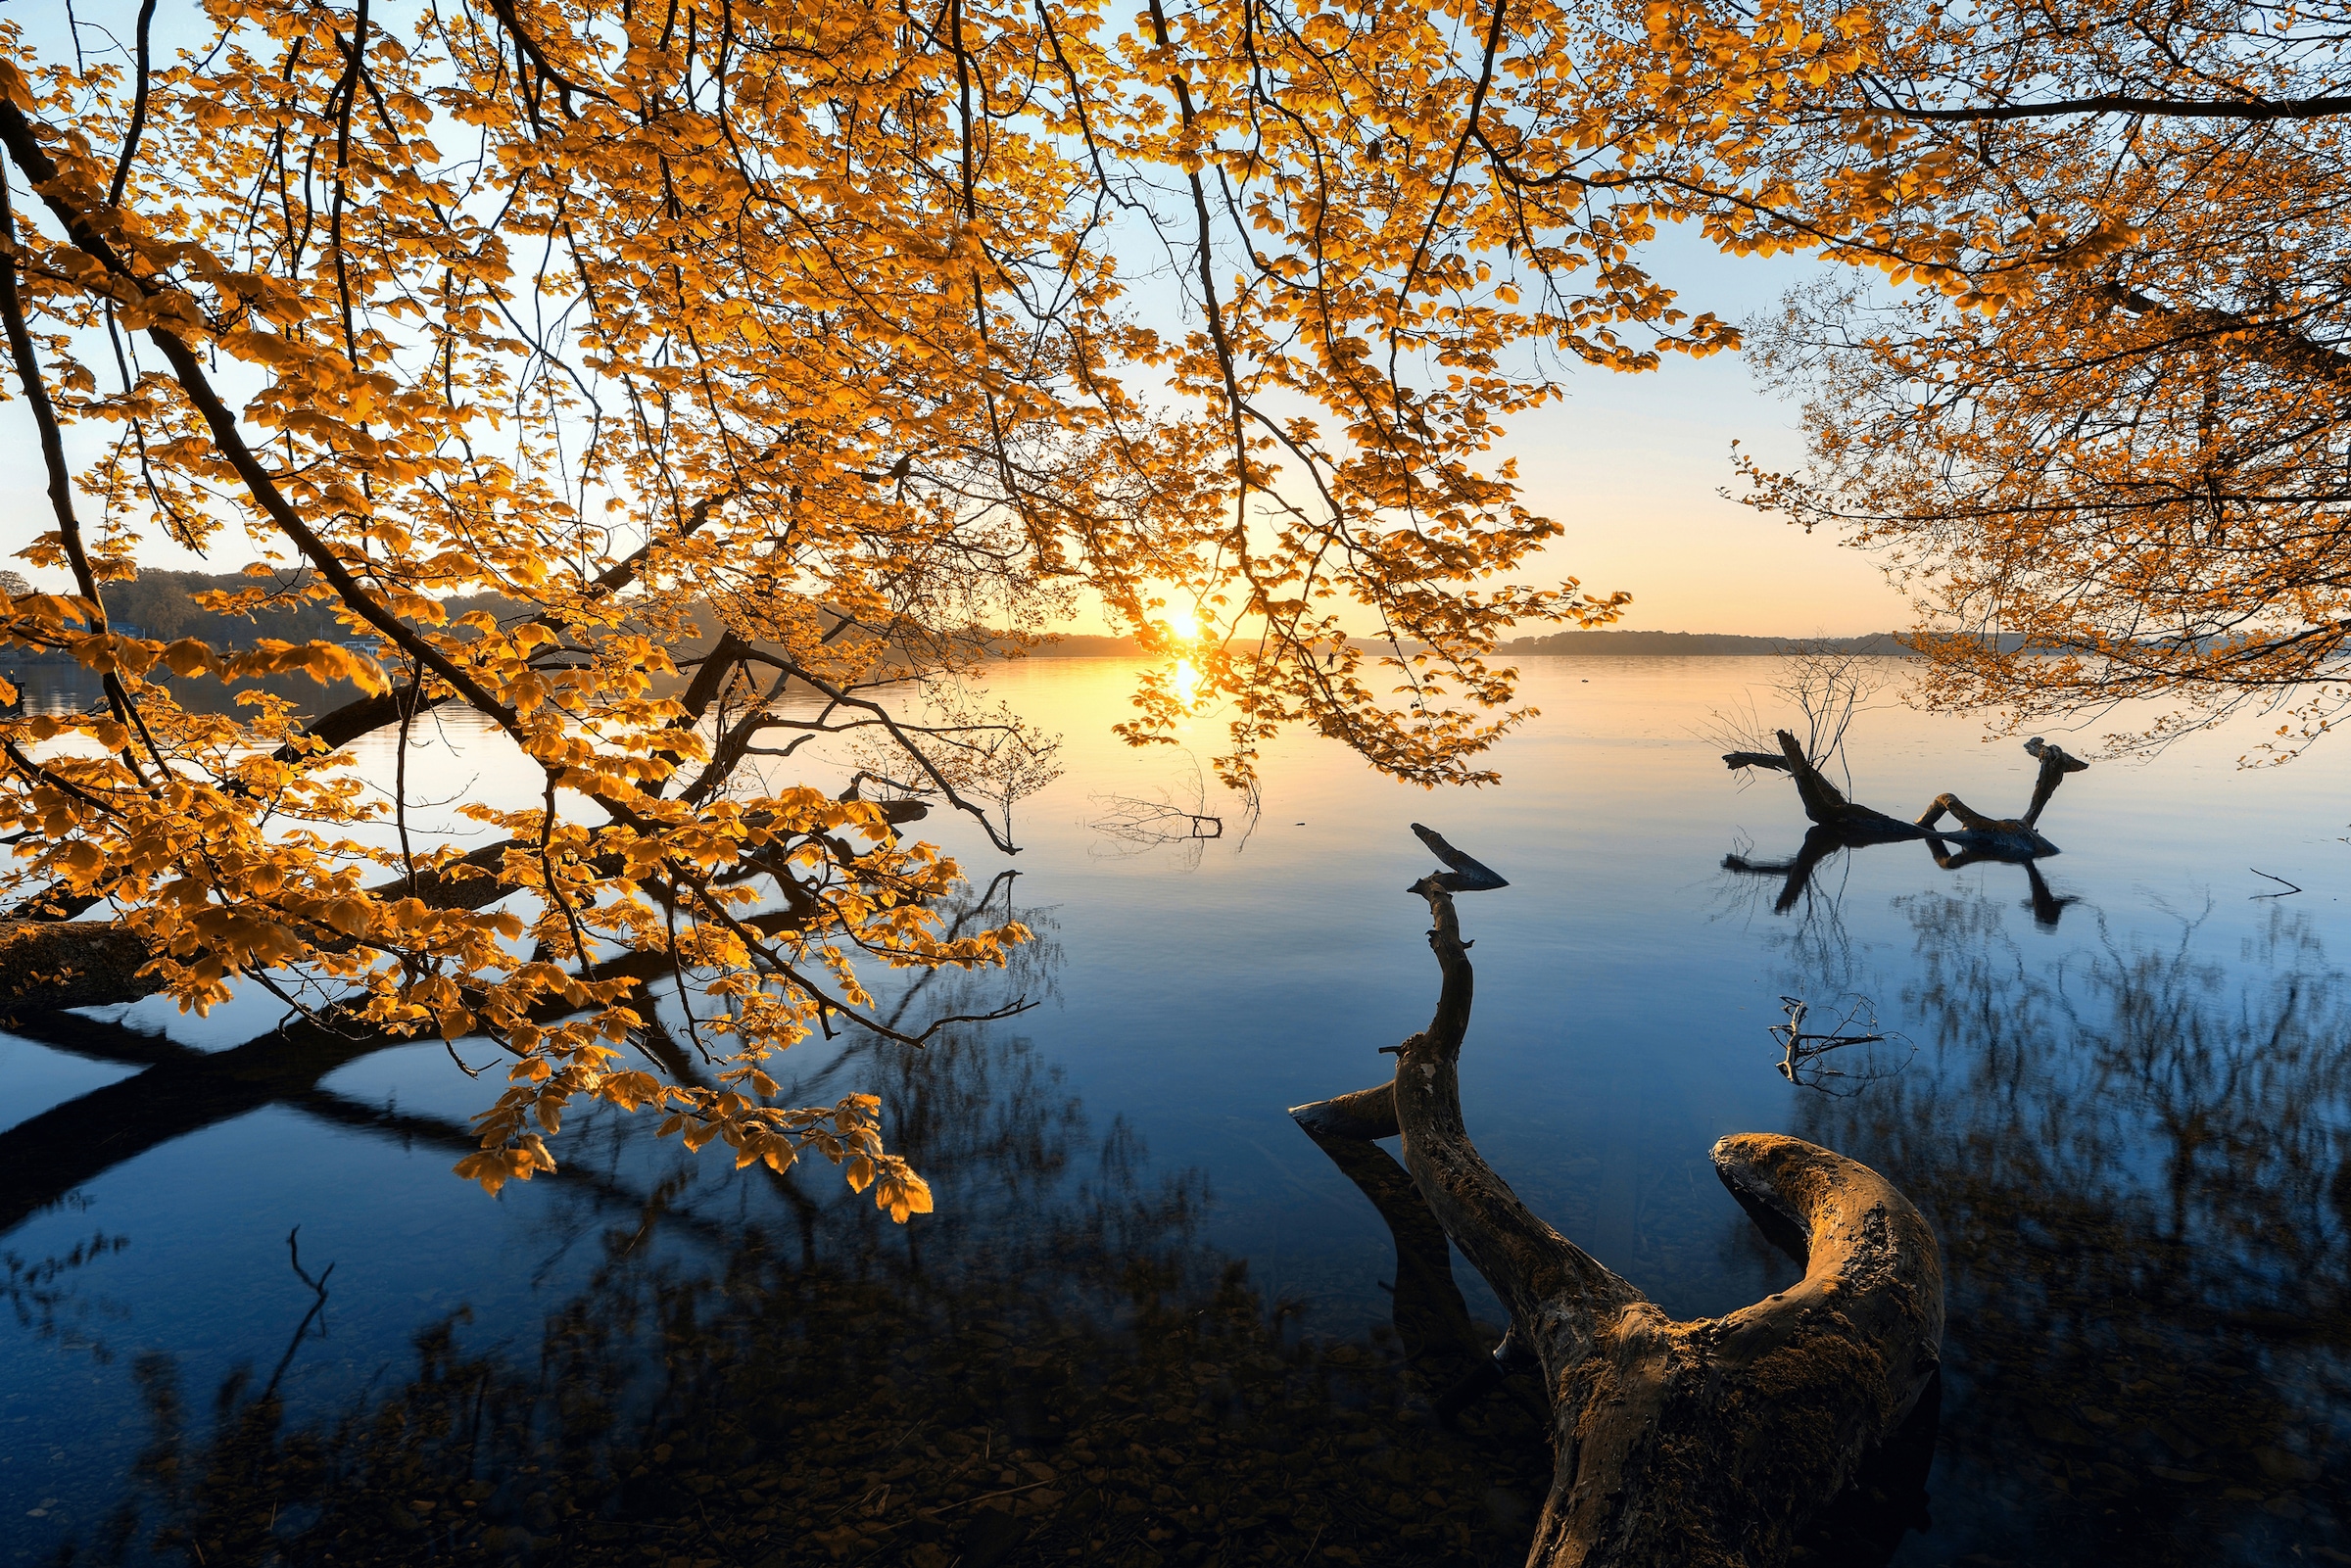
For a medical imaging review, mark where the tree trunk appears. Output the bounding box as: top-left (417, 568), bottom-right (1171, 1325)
top-left (1292, 851), bottom-right (1943, 1568)
top-left (1761, 730), bottom-right (1929, 841)
top-left (0, 793), bottom-right (929, 1015)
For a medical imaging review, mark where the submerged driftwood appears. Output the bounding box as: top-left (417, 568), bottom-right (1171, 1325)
top-left (1293, 830), bottom-right (1944, 1568)
top-left (1721, 732), bottom-right (2090, 927)
top-left (1727, 730), bottom-right (2087, 860)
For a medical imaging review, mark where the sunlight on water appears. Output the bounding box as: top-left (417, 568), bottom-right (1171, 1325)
top-left (1170, 654), bottom-right (1202, 707)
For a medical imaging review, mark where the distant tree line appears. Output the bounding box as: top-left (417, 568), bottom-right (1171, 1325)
top-left (1499, 630), bottom-right (1910, 657)
top-left (8, 570), bottom-right (523, 660)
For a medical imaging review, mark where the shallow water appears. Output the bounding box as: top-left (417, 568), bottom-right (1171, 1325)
top-left (3, 655), bottom-right (2346, 1565)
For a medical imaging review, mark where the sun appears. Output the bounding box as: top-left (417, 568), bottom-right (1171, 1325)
top-left (1162, 601), bottom-right (1201, 645)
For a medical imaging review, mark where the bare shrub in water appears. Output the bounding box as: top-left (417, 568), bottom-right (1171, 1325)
top-left (1707, 641), bottom-right (1890, 792)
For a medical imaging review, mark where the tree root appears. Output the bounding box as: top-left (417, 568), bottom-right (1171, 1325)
top-left (1292, 839), bottom-right (1944, 1567)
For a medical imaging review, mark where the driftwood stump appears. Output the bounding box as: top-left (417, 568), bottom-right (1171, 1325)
top-left (1294, 832), bottom-right (1943, 1568)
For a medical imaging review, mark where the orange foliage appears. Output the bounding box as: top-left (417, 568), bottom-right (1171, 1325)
top-left (0, 0), bottom-right (1763, 1206)
top-left (1655, 0), bottom-right (2351, 755)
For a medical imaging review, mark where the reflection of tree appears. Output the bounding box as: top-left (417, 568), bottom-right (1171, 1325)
top-left (1716, 827), bottom-right (1872, 995)
top-left (3, 1220), bottom-right (129, 1359)
top-left (1085, 753), bottom-right (1262, 870)
top-left (72, 1035), bottom-right (1559, 1567)
top-left (0, 875), bottom-right (1041, 1244)
top-left (1787, 896), bottom-right (2349, 1561)
top-left (25, 884), bottom-right (1559, 1567)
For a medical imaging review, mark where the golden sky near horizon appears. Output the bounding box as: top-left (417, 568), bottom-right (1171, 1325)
top-left (0, 156), bottom-right (1903, 639)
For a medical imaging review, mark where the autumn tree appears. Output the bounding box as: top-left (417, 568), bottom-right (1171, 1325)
top-left (0, 0), bottom-right (1766, 1206)
top-left (1636, 0), bottom-right (2351, 753)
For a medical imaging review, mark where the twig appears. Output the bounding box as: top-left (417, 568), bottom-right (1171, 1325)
top-left (2250, 868), bottom-right (2302, 898)
top-left (1768, 995), bottom-right (1910, 1096)
top-left (916, 1478), bottom-right (1050, 1517)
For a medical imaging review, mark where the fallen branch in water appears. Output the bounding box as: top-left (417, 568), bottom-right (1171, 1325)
top-left (1291, 830), bottom-right (1945, 1567)
top-left (1725, 730), bottom-right (2090, 860)
top-left (2251, 869), bottom-right (2302, 899)
top-left (1769, 994), bottom-right (1915, 1097)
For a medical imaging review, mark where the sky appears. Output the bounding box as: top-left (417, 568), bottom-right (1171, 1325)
top-left (0, 231), bottom-right (1903, 640)
top-left (0, 5), bottom-right (1910, 641)
top-left (1422, 230), bottom-right (1903, 640)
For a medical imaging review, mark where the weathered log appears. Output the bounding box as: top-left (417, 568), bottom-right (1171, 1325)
top-left (1732, 731), bottom-right (2090, 862)
top-left (1763, 729), bottom-right (1928, 841)
top-left (1912, 737), bottom-right (2086, 857)
top-left (1913, 790), bottom-right (2058, 857)
top-left (2019, 736), bottom-right (2088, 827)
top-left (1293, 841), bottom-right (1944, 1568)
top-left (1413, 821), bottom-right (1511, 891)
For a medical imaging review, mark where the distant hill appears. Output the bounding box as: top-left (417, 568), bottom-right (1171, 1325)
top-left (1022, 634), bottom-right (1144, 656)
top-left (19, 569), bottom-right (561, 658)
top-left (1499, 629), bottom-right (1920, 657)
top-left (1015, 629), bottom-right (2037, 657)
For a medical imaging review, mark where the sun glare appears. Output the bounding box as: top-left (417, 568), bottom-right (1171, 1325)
top-left (1162, 602), bottom-right (1201, 645)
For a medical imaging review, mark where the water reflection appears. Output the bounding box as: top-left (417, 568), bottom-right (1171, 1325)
top-left (1725, 826), bottom-right (2084, 933)
top-left (10, 654), bottom-right (2351, 1566)
top-left (1784, 897), bottom-right (2350, 1562)
top-left (18, 891), bottom-right (1561, 1568)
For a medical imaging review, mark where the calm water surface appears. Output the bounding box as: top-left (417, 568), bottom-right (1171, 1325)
top-left (4, 656), bottom-right (2346, 1565)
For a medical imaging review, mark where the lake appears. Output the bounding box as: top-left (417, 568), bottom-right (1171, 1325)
top-left (3, 655), bottom-right (2345, 1566)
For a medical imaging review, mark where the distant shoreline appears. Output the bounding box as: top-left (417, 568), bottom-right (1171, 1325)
top-left (1017, 630), bottom-right (1960, 658)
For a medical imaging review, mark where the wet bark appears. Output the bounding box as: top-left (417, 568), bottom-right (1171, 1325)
top-left (1759, 730), bottom-right (1931, 841)
top-left (1292, 845), bottom-right (1944, 1568)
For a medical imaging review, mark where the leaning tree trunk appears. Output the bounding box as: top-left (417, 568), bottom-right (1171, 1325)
top-left (1294, 834), bottom-right (1943, 1568)
top-left (0, 918), bottom-right (157, 1013)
